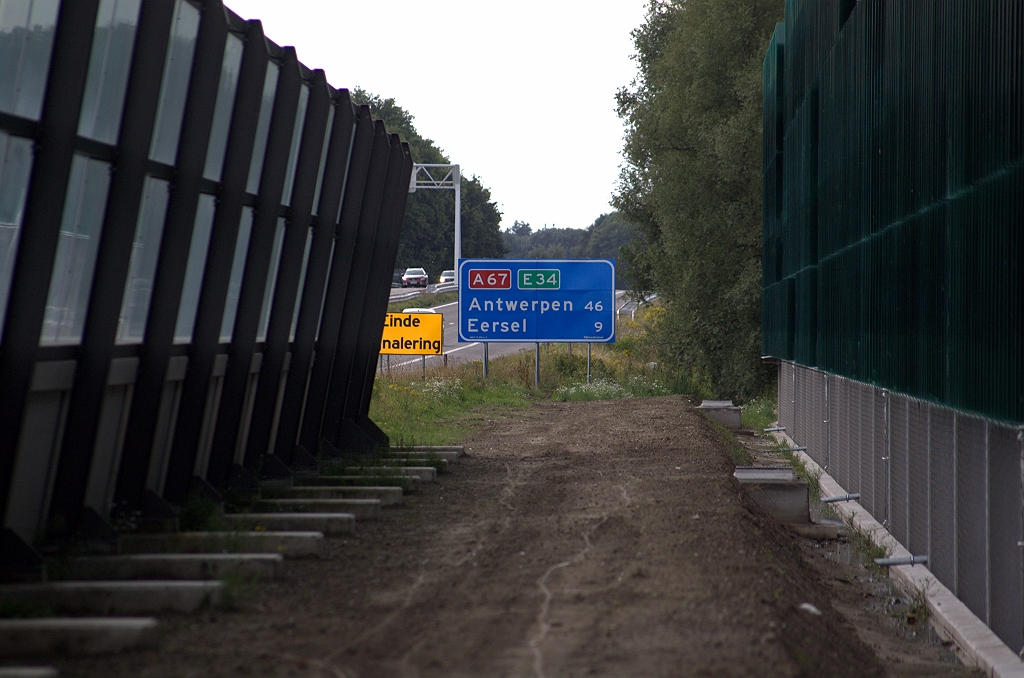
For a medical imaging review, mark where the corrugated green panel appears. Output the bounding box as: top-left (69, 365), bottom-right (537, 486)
top-left (762, 0), bottom-right (1024, 424)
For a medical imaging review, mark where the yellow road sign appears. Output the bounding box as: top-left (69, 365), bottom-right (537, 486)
top-left (381, 312), bottom-right (444, 355)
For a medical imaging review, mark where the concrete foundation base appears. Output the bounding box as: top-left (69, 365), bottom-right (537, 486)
top-left (219, 513), bottom-right (356, 535)
top-left (61, 553), bottom-right (284, 580)
top-left (733, 467), bottom-right (810, 525)
top-left (119, 531), bottom-right (323, 557)
top-left (0, 580), bottom-right (222, 614)
top-left (0, 618), bottom-right (159, 657)
top-left (281, 486), bottom-right (403, 505)
top-left (253, 499), bottom-right (381, 519)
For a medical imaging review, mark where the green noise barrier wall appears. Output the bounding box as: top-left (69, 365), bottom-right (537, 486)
top-left (762, 1), bottom-right (1023, 425)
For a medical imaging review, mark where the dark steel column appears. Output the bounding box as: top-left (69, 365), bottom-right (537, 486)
top-left (296, 105), bottom-right (375, 454)
top-left (160, 20), bottom-right (269, 504)
top-left (354, 139), bottom-right (414, 421)
top-left (0, 0), bottom-right (101, 528)
top-left (113, 2), bottom-right (228, 512)
top-left (271, 91), bottom-right (355, 465)
top-left (241, 69), bottom-right (329, 471)
top-left (47, 0), bottom-right (177, 537)
top-left (320, 120), bottom-right (391, 451)
top-left (205, 47), bottom-right (301, 489)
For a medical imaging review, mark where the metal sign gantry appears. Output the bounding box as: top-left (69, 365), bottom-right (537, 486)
top-left (408, 164), bottom-right (461, 272)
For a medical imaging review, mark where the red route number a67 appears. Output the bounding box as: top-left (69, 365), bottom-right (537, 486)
top-left (467, 269), bottom-right (511, 289)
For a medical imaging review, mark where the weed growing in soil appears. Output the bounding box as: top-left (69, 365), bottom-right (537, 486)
top-left (846, 521), bottom-right (892, 576)
top-left (178, 492), bottom-right (223, 532)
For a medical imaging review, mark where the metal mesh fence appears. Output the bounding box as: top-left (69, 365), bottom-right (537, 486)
top-left (929, 407), bottom-right (956, 593)
top-left (907, 398), bottom-right (930, 556)
top-left (988, 424), bottom-right (1024, 652)
top-left (955, 415), bottom-right (989, 623)
top-left (890, 397), bottom-right (908, 545)
top-left (781, 361), bottom-right (1023, 653)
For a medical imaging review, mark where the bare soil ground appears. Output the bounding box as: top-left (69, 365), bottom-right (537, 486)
top-left (52, 396), bottom-right (979, 677)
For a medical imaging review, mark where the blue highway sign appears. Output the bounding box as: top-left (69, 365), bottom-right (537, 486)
top-left (458, 259), bottom-right (616, 343)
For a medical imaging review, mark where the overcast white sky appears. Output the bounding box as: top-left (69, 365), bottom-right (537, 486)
top-left (224, 0), bottom-right (648, 231)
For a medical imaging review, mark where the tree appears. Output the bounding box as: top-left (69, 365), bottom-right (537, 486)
top-left (351, 88), bottom-right (506, 277)
top-left (614, 0), bottom-right (782, 400)
top-left (499, 212), bottom-right (638, 288)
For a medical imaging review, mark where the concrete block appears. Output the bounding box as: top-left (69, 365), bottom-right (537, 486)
top-left (280, 486), bottom-right (403, 505)
top-left (0, 617), bottom-right (159, 657)
top-left (219, 513), bottom-right (355, 536)
top-left (253, 498), bottom-right (380, 519)
top-left (61, 553), bottom-right (284, 581)
top-left (0, 667), bottom-right (58, 678)
top-left (119, 531), bottom-right (323, 557)
top-left (386, 458), bottom-right (448, 472)
top-left (391, 454), bottom-right (456, 464)
top-left (394, 467), bottom-right (437, 481)
top-left (696, 400), bottom-right (742, 430)
top-left (0, 581), bottom-right (222, 614)
top-left (734, 467), bottom-right (809, 525)
top-left (298, 474), bottom-right (423, 491)
top-left (390, 445), bottom-right (462, 462)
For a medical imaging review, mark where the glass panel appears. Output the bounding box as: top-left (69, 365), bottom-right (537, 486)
top-left (289, 227), bottom-right (312, 341)
top-left (245, 62), bottom-right (279, 194)
top-left (148, 0), bottom-right (199, 164)
top-left (315, 239), bottom-right (335, 340)
top-left (0, 0), bottom-right (59, 120)
top-left (202, 31), bottom-right (243, 181)
top-left (77, 0), bottom-right (141, 144)
top-left (0, 131), bottom-right (33, 338)
top-left (174, 192), bottom-right (215, 343)
top-left (40, 155), bottom-right (112, 345)
top-left (280, 84), bottom-right (309, 207)
top-left (310, 104), bottom-right (334, 216)
top-left (256, 217), bottom-right (285, 342)
top-left (219, 206), bottom-right (253, 342)
top-left (115, 176), bottom-right (170, 344)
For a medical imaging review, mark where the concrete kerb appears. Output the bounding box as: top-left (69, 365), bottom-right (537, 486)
top-left (770, 428), bottom-right (1024, 678)
top-left (61, 553), bottom-right (284, 580)
top-left (0, 580), bottom-right (223, 615)
top-left (219, 513), bottom-right (356, 536)
top-left (252, 498), bottom-right (381, 518)
top-left (0, 668), bottom-right (59, 678)
top-left (118, 531), bottom-right (324, 557)
top-left (0, 617), bottom-right (160, 657)
top-left (281, 485), bottom-right (404, 505)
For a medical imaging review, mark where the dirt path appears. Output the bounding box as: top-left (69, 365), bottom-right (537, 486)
top-left (56, 396), bottom-right (977, 677)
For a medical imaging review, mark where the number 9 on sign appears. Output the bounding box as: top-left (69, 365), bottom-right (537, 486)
top-left (595, 322), bottom-right (603, 332)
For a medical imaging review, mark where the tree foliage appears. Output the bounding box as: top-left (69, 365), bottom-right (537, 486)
top-left (351, 88), bottom-right (505, 278)
top-left (501, 212), bottom-right (637, 288)
top-left (614, 0), bottom-right (781, 400)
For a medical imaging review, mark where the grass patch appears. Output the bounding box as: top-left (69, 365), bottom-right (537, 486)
top-left (369, 304), bottom-right (709, 446)
top-left (741, 393), bottom-right (777, 431)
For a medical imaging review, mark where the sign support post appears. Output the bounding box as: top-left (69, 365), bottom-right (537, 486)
top-left (483, 342), bottom-right (489, 378)
top-left (535, 343), bottom-right (541, 389)
top-left (587, 343), bottom-right (592, 384)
